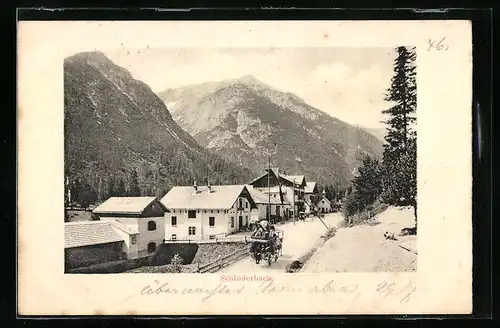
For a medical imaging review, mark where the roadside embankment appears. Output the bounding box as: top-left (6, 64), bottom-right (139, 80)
top-left (285, 227), bottom-right (337, 273)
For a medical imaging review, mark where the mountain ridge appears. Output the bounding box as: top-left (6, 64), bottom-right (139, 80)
top-left (64, 52), bottom-right (255, 204)
top-left (158, 75), bottom-right (383, 187)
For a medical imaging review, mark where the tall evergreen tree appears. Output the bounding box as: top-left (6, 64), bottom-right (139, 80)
top-left (381, 46), bottom-right (417, 224)
top-left (351, 155), bottom-right (383, 209)
top-left (129, 169), bottom-right (141, 196)
top-left (116, 177), bottom-right (126, 197)
top-left (79, 182), bottom-right (97, 208)
top-left (108, 176), bottom-right (116, 198)
top-left (72, 178), bottom-right (82, 206)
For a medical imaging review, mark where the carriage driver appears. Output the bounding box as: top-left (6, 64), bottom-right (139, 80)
top-left (268, 225), bottom-right (281, 253)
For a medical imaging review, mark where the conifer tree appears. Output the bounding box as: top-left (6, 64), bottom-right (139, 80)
top-left (352, 155), bottom-right (383, 209)
top-left (108, 176), bottom-right (116, 198)
top-left (129, 169), bottom-right (141, 196)
top-left (381, 46), bottom-right (417, 224)
top-left (116, 177), bottom-right (126, 197)
top-left (72, 178), bottom-right (82, 206)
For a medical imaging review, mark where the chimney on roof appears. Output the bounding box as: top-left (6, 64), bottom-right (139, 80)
top-left (193, 179), bottom-right (198, 192)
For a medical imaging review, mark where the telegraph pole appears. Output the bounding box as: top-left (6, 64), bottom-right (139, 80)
top-left (293, 179), bottom-right (296, 225)
top-left (268, 155), bottom-right (271, 223)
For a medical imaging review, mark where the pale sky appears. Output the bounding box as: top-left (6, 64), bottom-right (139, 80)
top-left (104, 47), bottom-right (396, 129)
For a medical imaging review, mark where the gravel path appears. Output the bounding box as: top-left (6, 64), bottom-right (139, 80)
top-left (302, 206), bottom-right (417, 273)
top-left (218, 213), bottom-right (344, 273)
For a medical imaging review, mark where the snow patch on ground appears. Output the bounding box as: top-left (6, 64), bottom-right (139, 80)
top-left (219, 213), bottom-right (344, 273)
top-left (302, 207), bottom-right (417, 273)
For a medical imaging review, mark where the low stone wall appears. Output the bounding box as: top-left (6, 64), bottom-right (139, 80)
top-left (67, 257), bottom-right (151, 274)
top-left (65, 242), bottom-right (125, 271)
top-left (192, 242), bottom-right (248, 267)
top-left (67, 242), bottom-right (246, 274)
top-left (150, 243), bottom-right (199, 266)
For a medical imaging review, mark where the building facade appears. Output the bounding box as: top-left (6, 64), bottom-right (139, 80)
top-left (160, 184), bottom-right (259, 241)
top-left (247, 185), bottom-right (289, 221)
top-left (92, 196), bottom-right (167, 259)
top-left (64, 220), bottom-right (126, 271)
top-left (304, 181), bottom-right (318, 215)
top-left (317, 195), bottom-right (332, 213)
top-left (248, 168), bottom-right (307, 218)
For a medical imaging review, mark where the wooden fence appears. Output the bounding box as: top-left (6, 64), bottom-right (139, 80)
top-left (348, 203), bottom-right (389, 225)
top-left (196, 247), bottom-right (250, 273)
top-left (368, 203), bottom-right (389, 218)
top-left (164, 235), bottom-right (250, 244)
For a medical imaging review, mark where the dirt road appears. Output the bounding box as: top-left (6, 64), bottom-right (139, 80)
top-left (218, 213), bottom-right (344, 273)
top-left (302, 206), bottom-right (417, 273)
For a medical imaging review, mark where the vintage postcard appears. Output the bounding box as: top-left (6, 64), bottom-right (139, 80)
top-left (17, 20), bottom-right (472, 315)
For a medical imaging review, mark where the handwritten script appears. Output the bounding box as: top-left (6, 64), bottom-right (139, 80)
top-left (427, 37), bottom-right (449, 51)
top-left (124, 279), bottom-right (416, 304)
top-left (376, 280), bottom-right (417, 303)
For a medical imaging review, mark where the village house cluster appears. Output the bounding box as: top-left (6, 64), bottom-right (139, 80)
top-left (64, 168), bottom-right (336, 270)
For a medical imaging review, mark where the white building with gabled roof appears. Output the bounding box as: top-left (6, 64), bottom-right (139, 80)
top-left (92, 196), bottom-right (167, 259)
top-left (304, 181), bottom-right (318, 214)
top-left (316, 190), bottom-right (332, 213)
top-left (160, 183), bottom-right (259, 241)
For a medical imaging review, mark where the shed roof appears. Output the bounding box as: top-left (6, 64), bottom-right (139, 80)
top-left (92, 197), bottom-right (158, 215)
top-left (161, 185), bottom-right (256, 210)
top-left (64, 221), bottom-right (124, 249)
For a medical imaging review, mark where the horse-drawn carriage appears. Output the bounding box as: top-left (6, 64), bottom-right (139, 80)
top-left (248, 221), bottom-right (284, 266)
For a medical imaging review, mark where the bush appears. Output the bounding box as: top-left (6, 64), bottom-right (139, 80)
top-left (170, 253), bottom-right (183, 273)
top-left (342, 192), bottom-right (361, 220)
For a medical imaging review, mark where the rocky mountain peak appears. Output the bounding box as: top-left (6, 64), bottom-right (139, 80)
top-left (236, 74), bottom-right (263, 85)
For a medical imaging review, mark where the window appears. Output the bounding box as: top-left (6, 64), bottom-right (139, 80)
top-left (171, 234), bottom-right (177, 241)
top-left (217, 210), bottom-right (219, 213)
top-left (245, 201), bottom-right (249, 208)
top-left (239, 198), bottom-right (243, 208)
top-left (197, 209), bottom-right (200, 213)
top-left (209, 217), bottom-right (215, 227)
top-left (147, 242), bottom-right (156, 253)
top-left (209, 235), bottom-right (215, 240)
top-left (131, 236), bottom-right (137, 245)
top-left (188, 210), bottom-right (196, 219)
top-left (171, 216), bottom-right (177, 227)
top-left (230, 217), bottom-right (234, 228)
top-left (204, 210), bottom-right (206, 213)
top-left (173, 209), bottom-right (175, 213)
top-left (211, 210), bottom-right (213, 213)
top-left (148, 221), bottom-right (156, 231)
top-left (188, 226), bottom-right (196, 235)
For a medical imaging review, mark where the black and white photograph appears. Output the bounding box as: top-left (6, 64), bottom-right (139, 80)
top-left (18, 20), bottom-right (472, 315)
top-left (63, 46), bottom-right (417, 274)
